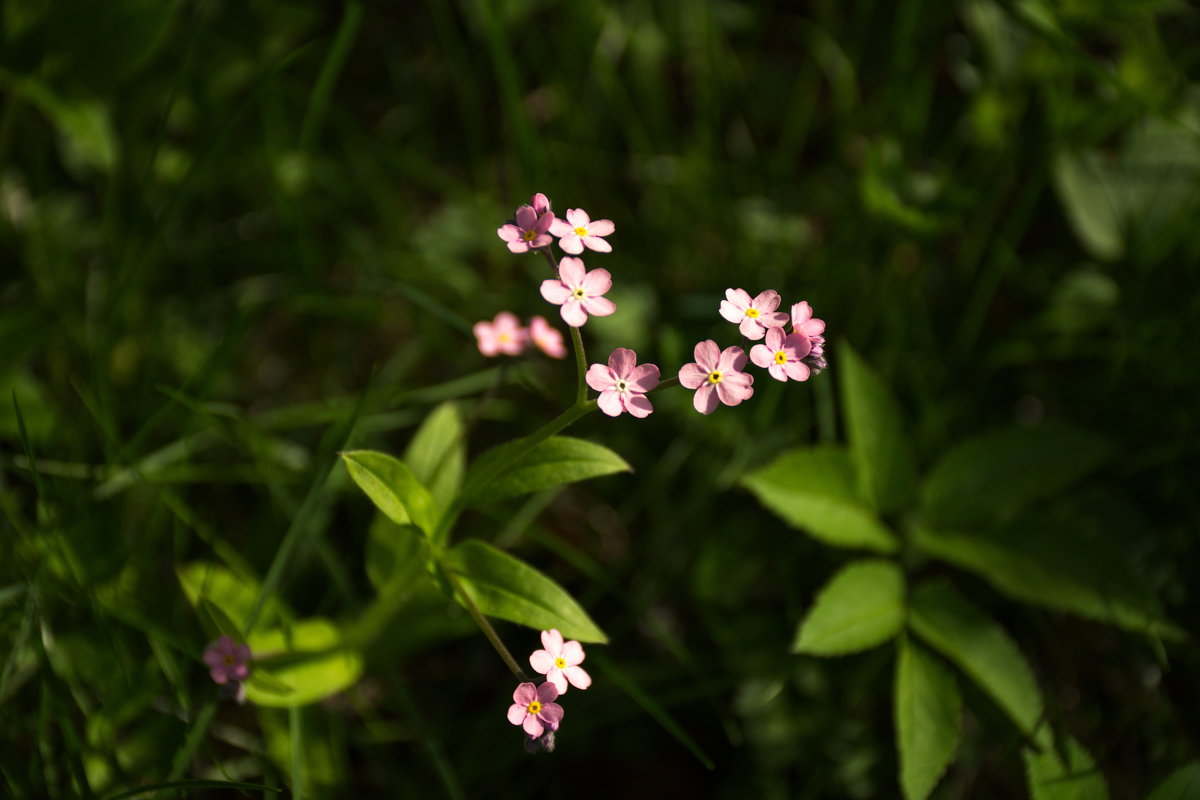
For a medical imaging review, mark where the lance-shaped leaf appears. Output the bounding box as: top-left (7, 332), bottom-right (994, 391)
top-left (444, 540), bottom-right (607, 643)
top-left (341, 450), bottom-right (436, 535)
top-left (839, 341), bottom-right (916, 515)
top-left (461, 436), bottom-right (630, 507)
top-left (245, 618), bottom-right (363, 708)
top-left (895, 638), bottom-right (962, 800)
top-left (403, 402), bottom-right (465, 514)
top-left (741, 446), bottom-right (898, 553)
top-left (909, 581), bottom-right (1047, 745)
top-left (1024, 735), bottom-right (1109, 800)
top-left (793, 560), bottom-right (905, 655)
top-left (920, 424), bottom-right (1112, 528)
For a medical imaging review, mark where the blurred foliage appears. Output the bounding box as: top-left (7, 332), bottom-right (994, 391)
top-left (1, 0), bottom-right (1198, 797)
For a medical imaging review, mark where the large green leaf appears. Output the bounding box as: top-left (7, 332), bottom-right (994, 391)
top-left (245, 619), bottom-right (363, 708)
top-left (1024, 736), bottom-right (1109, 800)
top-left (403, 402), bottom-right (465, 516)
top-left (838, 342), bottom-right (916, 514)
top-left (365, 517), bottom-right (430, 592)
top-left (341, 450), bottom-right (436, 535)
top-left (793, 560), bottom-right (905, 655)
top-left (895, 638), bottom-right (962, 800)
top-left (909, 582), bottom-right (1046, 744)
top-left (912, 522), bottom-right (1183, 640)
top-left (740, 446), bottom-right (899, 553)
top-left (177, 562), bottom-right (278, 632)
top-left (1148, 762), bottom-right (1200, 800)
top-left (444, 540), bottom-right (607, 643)
top-left (461, 436), bottom-right (630, 507)
top-left (920, 424), bottom-right (1112, 528)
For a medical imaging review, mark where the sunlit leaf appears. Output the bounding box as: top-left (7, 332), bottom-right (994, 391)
top-left (461, 436), bottom-right (630, 507)
top-left (403, 402), bottom-right (466, 521)
top-left (1024, 735), bottom-right (1109, 800)
top-left (793, 560), bottom-right (905, 655)
top-left (245, 619), bottom-right (363, 708)
top-left (741, 445), bottom-right (898, 552)
top-left (341, 450), bottom-right (436, 535)
top-left (1053, 151), bottom-right (1124, 262)
top-left (444, 540), bottom-right (607, 644)
top-left (895, 638), bottom-right (962, 800)
top-left (177, 562), bottom-right (278, 632)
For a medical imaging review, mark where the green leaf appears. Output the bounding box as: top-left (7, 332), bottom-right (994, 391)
top-left (740, 445), bottom-right (899, 553)
top-left (793, 560), bottom-right (905, 655)
top-left (177, 562), bottom-right (278, 632)
top-left (461, 436), bottom-right (630, 506)
top-left (444, 540), bottom-right (607, 643)
top-left (912, 522), bottom-right (1183, 640)
top-left (1053, 150), bottom-right (1124, 262)
top-left (245, 619), bottom-right (363, 708)
top-left (341, 450), bottom-right (436, 535)
top-left (895, 638), bottom-right (962, 800)
top-left (1148, 761), bottom-right (1200, 800)
top-left (403, 402), bottom-right (466, 516)
top-left (920, 424), bottom-right (1112, 528)
top-left (1024, 736), bottom-right (1109, 800)
top-left (909, 581), bottom-right (1046, 743)
top-left (365, 517), bottom-right (430, 592)
top-left (838, 341), bottom-right (916, 514)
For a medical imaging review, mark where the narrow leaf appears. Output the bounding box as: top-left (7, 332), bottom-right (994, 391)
top-left (1148, 761), bottom-right (1200, 800)
top-left (245, 618), bottom-right (363, 708)
top-left (838, 341), bottom-right (916, 514)
top-left (793, 560), bottom-right (905, 655)
top-left (341, 450), bottom-right (436, 535)
top-left (462, 436), bottom-right (630, 506)
top-left (895, 638), bottom-right (962, 800)
top-left (909, 581), bottom-right (1046, 744)
top-left (741, 446), bottom-right (899, 553)
top-left (444, 540), bottom-right (607, 643)
top-left (1024, 735), bottom-right (1109, 800)
top-left (403, 402), bottom-right (465, 513)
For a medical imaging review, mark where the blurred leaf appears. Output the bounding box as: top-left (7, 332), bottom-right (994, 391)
top-left (912, 522), bottom-right (1183, 639)
top-left (444, 540), bottom-right (606, 643)
top-left (461, 436), bottom-right (630, 507)
top-left (365, 517), bottom-right (429, 592)
top-left (895, 638), bottom-right (962, 800)
top-left (909, 581), bottom-right (1046, 743)
top-left (838, 341), bottom-right (916, 514)
top-left (102, 779), bottom-right (281, 800)
top-left (1053, 151), bottom-right (1124, 262)
top-left (177, 562), bottom-right (278, 632)
top-left (1024, 735), bottom-right (1109, 800)
top-left (1148, 762), bottom-right (1200, 800)
top-left (920, 424), bottom-right (1112, 528)
top-left (740, 445), bottom-right (899, 553)
top-left (246, 619), bottom-right (363, 707)
top-left (793, 560), bottom-right (905, 655)
top-left (341, 450), bottom-right (436, 536)
top-left (403, 402), bottom-right (466, 522)
top-left (8, 74), bottom-right (118, 173)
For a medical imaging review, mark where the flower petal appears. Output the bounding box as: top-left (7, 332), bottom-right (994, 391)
top-left (508, 704), bottom-right (528, 725)
top-left (540, 279), bottom-right (572, 305)
top-left (580, 267), bottom-right (612, 296)
top-left (544, 669), bottom-right (568, 693)
top-left (563, 665), bottom-right (592, 690)
top-left (581, 296), bottom-right (616, 317)
top-left (506, 240), bottom-right (530, 254)
top-left (694, 383), bottom-right (719, 414)
top-left (538, 701), bottom-right (564, 728)
top-left (717, 373), bottom-right (754, 405)
top-left (724, 288), bottom-right (751, 309)
top-left (628, 363), bottom-right (660, 392)
top-left (515, 205), bottom-right (536, 229)
top-left (749, 344), bottom-right (772, 368)
top-left (566, 208), bottom-right (590, 227)
top-left (719, 299), bottom-right (745, 324)
top-left (607, 347), bottom-right (636, 378)
top-left (541, 629), bottom-right (564, 655)
top-left (586, 364), bottom-right (617, 392)
top-left (557, 257), bottom-right (586, 287)
top-left (739, 316), bottom-right (765, 339)
top-left (513, 682), bottom-right (538, 704)
top-left (582, 236), bottom-right (612, 253)
top-left (587, 219), bottom-right (614, 236)
top-left (784, 361), bottom-right (812, 382)
top-left (763, 311), bottom-right (789, 328)
top-left (549, 219), bottom-right (573, 237)
top-left (560, 299), bottom-right (588, 327)
top-left (530, 649), bottom-right (556, 674)
top-left (561, 640), bottom-right (585, 665)
top-left (678, 363), bottom-right (707, 389)
top-left (717, 346), bottom-right (748, 372)
top-left (693, 339), bottom-right (720, 370)
top-left (558, 234), bottom-right (584, 255)
top-left (497, 224), bottom-right (521, 243)
top-left (768, 363), bottom-right (787, 382)
top-left (534, 211), bottom-right (555, 234)
top-left (523, 714), bottom-right (545, 737)
top-left (537, 681), bottom-right (561, 703)
top-left (752, 289), bottom-right (781, 312)
top-left (597, 389), bottom-right (625, 417)
top-left (783, 332), bottom-right (811, 359)
top-left (624, 394), bottom-right (653, 418)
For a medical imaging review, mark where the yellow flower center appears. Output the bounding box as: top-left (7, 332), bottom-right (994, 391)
top-left (522, 229), bottom-right (536, 242)
top-left (555, 657), bottom-right (567, 669)
top-left (572, 287), bottom-right (586, 299)
top-left (498, 332), bottom-right (511, 343)
top-left (574, 226), bottom-right (588, 236)
top-left (774, 351), bottom-right (787, 365)
top-left (745, 308), bottom-right (760, 319)
top-left (707, 371), bottom-right (722, 384)
top-left (527, 700), bottom-right (542, 715)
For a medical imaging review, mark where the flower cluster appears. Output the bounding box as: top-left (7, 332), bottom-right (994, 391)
top-left (203, 635), bottom-right (252, 703)
top-left (473, 312), bottom-right (566, 359)
top-left (508, 629), bottom-right (591, 751)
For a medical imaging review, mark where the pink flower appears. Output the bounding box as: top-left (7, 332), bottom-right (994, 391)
top-left (549, 208), bottom-right (614, 255)
top-left (507, 681), bottom-right (564, 737)
top-left (529, 315), bottom-right (566, 359)
top-left (539, 257), bottom-right (616, 327)
top-left (719, 288), bottom-right (789, 340)
top-left (750, 326), bottom-right (812, 382)
top-left (530, 629), bottom-right (593, 693)
top-left (586, 348), bottom-right (660, 418)
top-left (203, 635), bottom-right (251, 685)
top-left (497, 204), bottom-right (554, 253)
top-left (473, 312), bottom-right (528, 356)
top-left (791, 301), bottom-right (828, 374)
top-left (530, 193), bottom-right (552, 217)
top-left (678, 340), bottom-right (755, 414)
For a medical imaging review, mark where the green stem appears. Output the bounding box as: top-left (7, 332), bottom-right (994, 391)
top-left (440, 564), bottom-right (526, 681)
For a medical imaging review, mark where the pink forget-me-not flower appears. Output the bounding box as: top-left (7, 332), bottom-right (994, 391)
top-left (497, 204), bottom-right (554, 254)
top-left (750, 326), bottom-right (812, 382)
top-left (539, 257), bottom-right (616, 327)
top-left (530, 629), bottom-right (593, 693)
top-left (791, 301), bottom-right (828, 373)
top-left (507, 681), bottom-right (564, 737)
top-left (529, 315), bottom-right (566, 359)
top-left (679, 340), bottom-right (755, 414)
top-left (550, 208), bottom-right (614, 255)
top-left (586, 348), bottom-right (660, 419)
top-left (203, 635), bottom-right (251, 686)
top-left (473, 311), bottom-right (528, 356)
top-left (719, 288), bottom-right (789, 340)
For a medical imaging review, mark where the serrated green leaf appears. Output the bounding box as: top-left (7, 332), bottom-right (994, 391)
top-left (909, 581), bottom-right (1046, 744)
top-left (245, 619), bottom-right (363, 708)
top-left (178, 562), bottom-right (278, 632)
top-left (912, 523), bottom-right (1183, 640)
top-left (896, 638), bottom-right (962, 800)
top-left (920, 424), bottom-right (1112, 528)
top-left (793, 560), bottom-right (905, 655)
top-left (1024, 735), bottom-right (1109, 800)
top-left (462, 436), bottom-right (630, 506)
top-left (444, 540), bottom-right (607, 643)
top-left (838, 341), bottom-right (916, 514)
top-left (740, 446), bottom-right (899, 553)
top-left (341, 450), bottom-right (436, 535)
top-left (403, 402), bottom-right (465, 515)
top-left (1148, 761), bottom-right (1200, 800)
top-left (365, 517), bottom-right (430, 592)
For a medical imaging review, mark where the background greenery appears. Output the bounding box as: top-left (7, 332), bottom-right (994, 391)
top-left (1, 0), bottom-right (1198, 797)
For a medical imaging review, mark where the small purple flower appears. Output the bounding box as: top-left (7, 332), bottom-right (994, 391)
top-left (507, 681), bottom-right (564, 737)
top-left (203, 635), bottom-right (251, 685)
top-left (497, 204), bottom-right (555, 253)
